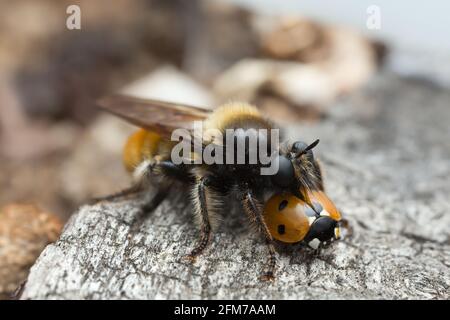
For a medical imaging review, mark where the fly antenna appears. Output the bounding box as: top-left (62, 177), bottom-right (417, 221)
top-left (295, 139), bottom-right (320, 158)
top-left (304, 139), bottom-right (320, 152)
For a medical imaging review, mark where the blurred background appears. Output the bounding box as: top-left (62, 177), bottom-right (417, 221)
top-left (0, 0), bottom-right (449, 299)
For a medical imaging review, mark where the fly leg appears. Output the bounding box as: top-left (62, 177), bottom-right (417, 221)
top-left (183, 175), bottom-right (214, 262)
top-left (242, 188), bottom-right (277, 281)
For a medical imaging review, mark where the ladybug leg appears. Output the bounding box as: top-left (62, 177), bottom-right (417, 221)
top-left (183, 175), bottom-right (213, 263)
top-left (242, 189), bottom-right (277, 281)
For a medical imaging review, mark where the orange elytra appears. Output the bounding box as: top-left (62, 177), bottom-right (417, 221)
top-left (263, 193), bottom-right (311, 243)
top-left (263, 191), bottom-right (341, 244)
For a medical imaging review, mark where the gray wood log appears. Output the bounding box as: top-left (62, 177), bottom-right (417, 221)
top-left (21, 73), bottom-right (450, 299)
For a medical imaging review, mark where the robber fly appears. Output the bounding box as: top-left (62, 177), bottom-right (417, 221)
top-left (97, 95), bottom-right (342, 281)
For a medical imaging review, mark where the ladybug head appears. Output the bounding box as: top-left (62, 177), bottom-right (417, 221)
top-left (302, 195), bottom-right (342, 249)
top-left (303, 216), bottom-right (340, 249)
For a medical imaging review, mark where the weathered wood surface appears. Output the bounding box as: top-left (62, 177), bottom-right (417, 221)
top-left (21, 73), bottom-right (450, 299)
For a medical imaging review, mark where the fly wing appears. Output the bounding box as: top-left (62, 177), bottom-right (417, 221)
top-left (97, 94), bottom-right (211, 139)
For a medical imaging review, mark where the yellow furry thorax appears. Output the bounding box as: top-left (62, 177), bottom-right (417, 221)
top-left (203, 102), bottom-right (272, 132)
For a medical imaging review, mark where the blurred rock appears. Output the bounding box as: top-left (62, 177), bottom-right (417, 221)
top-left (259, 17), bottom-right (331, 63)
top-left (213, 59), bottom-right (331, 121)
top-left (254, 94), bottom-right (323, 123)
top-left (183, 0), bottom-right (260, 82)
top-left (214, 16), bottom-right (381, 122)
top-left (1, 0), bottom-right (189, 123)
top-left (0, 80), bottom-right (78, 160)
top-left (0, 204), bottom-right (62, 299)
top-left (60, 115), bottom-right (134, 204)
top-left (121, 65), bottom-right (215, 107)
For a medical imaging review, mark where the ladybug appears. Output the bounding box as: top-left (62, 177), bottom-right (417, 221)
top-left (264, 191), bottom-right (342, 249)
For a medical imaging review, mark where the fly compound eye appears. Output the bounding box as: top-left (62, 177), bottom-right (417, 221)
top-left (304, 216), bottom-right (337, 249)
top-left (271, 155), bottom-right (295, 188)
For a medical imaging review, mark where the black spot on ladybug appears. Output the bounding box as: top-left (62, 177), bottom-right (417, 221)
top-left (277, 224), bottom-right (286, 235)
top-left (278, 200), bottom-right (288, 211)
